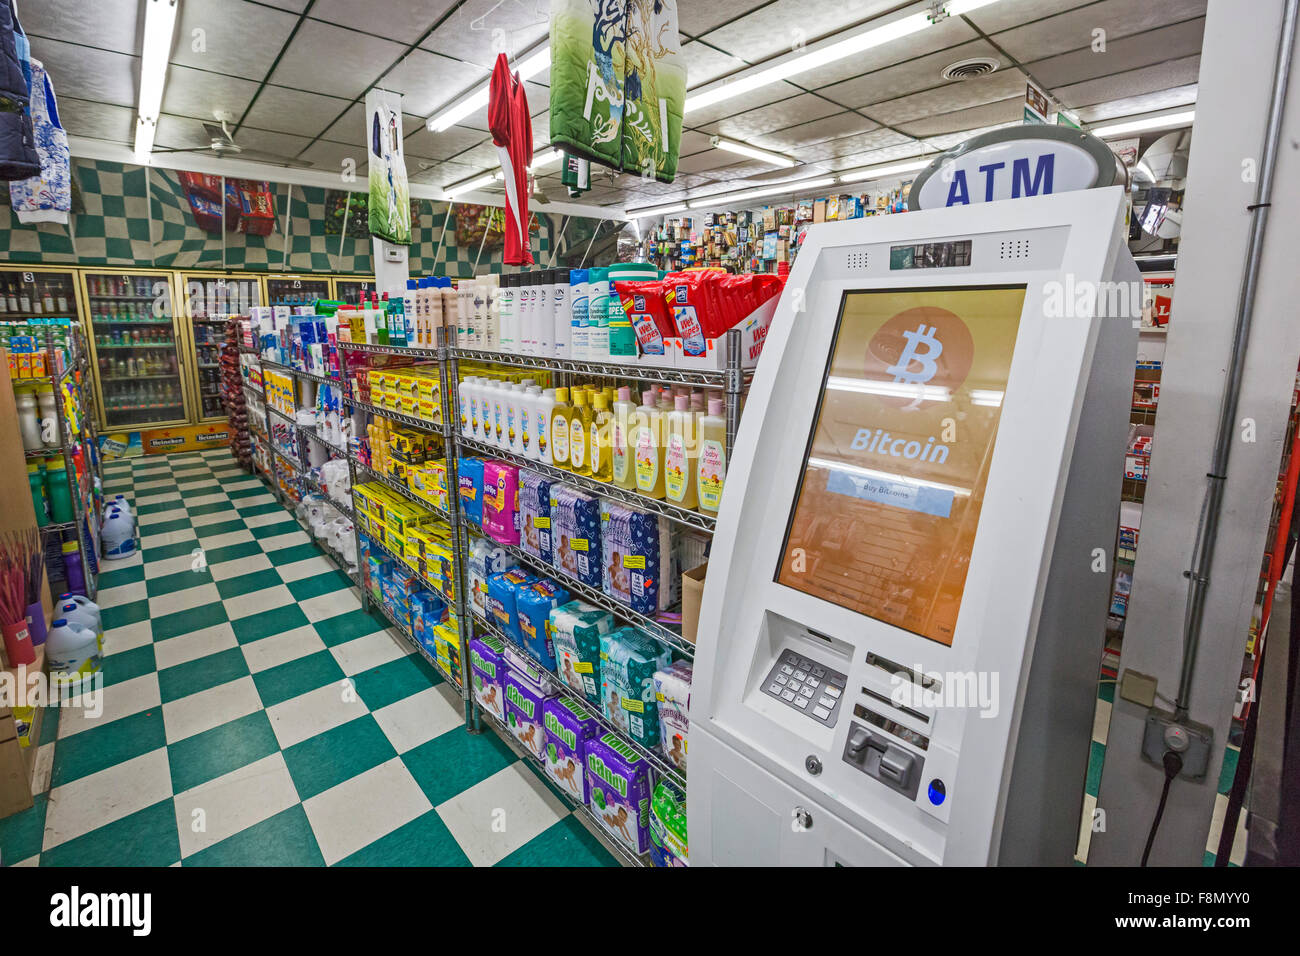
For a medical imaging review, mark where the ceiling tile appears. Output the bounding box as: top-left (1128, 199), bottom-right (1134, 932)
top-left (859, 67), bottom-right (1030, 127)
top-left (258, 0), bottom-right (312, 10)
top-left (678, 1), bottom-right (766, 38)
top-left (155, 114), bottom-right (224, 150)
top-left (1074, 86), bottom-right (1198, 124)
top-left (57, 97), bottom-right (136, 145)
top-left (379, 49), bottom-right (485, 117)
top-left (1054, 55), bottom-right (1201, 110)
top-left (695, 92), bottom-right (843, 142)
top-left (822, 139), bottom-right (931, 172)
top-left (676, 130), bottom-right (717, 158)
top-left (269, 19), bottom-right (405, 98)
top-left (171, 0), bottom-right (298, 81)
top-left (310, 0), bottom-right (458, 37)
top-left (739, 112), bottom-right (882, 153)
top-left (958, 0), bottom-right (1092, 35)
top-left (293, 139), bottom-right (369, 172)
top-left (224, 127), bottom-right (315, 161)
top-left (404, 126), bottom-right (489, 162)
top-left (241, 86), bottom-right (351, 138)
top-left (1027, 19), bottom-right (1205, 90)
top-left (894, 97), bottom-right (1024, 137)
top-left (815, 38), bottom-right (1001, 110)
top-left (22, 0), bottom-right (139, 54)
top-left (798, 128), bottom-right (914, 162)
top-left (698, 0), bottom-right (900, 65)
top-left (923, 123), bottom-right (1019, 151)
top-left (161, 65), bottom-right (261, 123)
top-left (680, 41), bottom-right (748, 88)
top-left (675, 150), bottom-right (760, 176)
top-left (682, 81), bottom-right (806, 127)
top-left (990, 0), bottom-right (1208, 63)
top-left (27, 38), bottom-right (137, 108)
top-left (420, 2), bottom-right (549, 72)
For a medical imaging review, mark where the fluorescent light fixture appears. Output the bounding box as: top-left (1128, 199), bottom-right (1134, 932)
top-left (686, 176), bottom-right (836, 209)
top-left (828, 376), bottom-right (950, 402)
top-left (837, 158), bottom-right (932, 184)
top-left (626, 202), bottom-right (688, 217)
top-left (1091, 110), bottom-right (1195, 138)
top-left (133, 0), bottom-right (179, 163)
top-left (427, 46), bottom-right (550, 132)
top-left (711, 136), bottom-right (795, 168)
top-left (443, 173), bottom-right (497, 199)
top-left (945, 0), bottom-right (1003, 14)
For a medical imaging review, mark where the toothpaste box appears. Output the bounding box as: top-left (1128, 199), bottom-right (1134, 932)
top-left (542, 696), bottom-right (602, 804)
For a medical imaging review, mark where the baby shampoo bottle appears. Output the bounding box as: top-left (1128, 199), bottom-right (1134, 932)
top-left (697, 396), bottom-right (728, 514)
top-left (550, 387), bottom-right (573, 469)
top-left (590, 392), bottom-right (613, 483)
top-left (664, 394), bottom-right (699, 510)
top-left (611, 386), bottom-right (637, 490)
top-left (568, 388), bottom-right (592, 478)
top-left (633, 390), bottom-right (666, 499)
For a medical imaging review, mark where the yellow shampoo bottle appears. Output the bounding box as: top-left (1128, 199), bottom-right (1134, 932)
top-left (549, 387), bottom-right (573, 469)
top-left (633, 390), bottom-right (666, 499)
top-left (611, 386), bottom-right (637, 490)
top-left (664, 394), bottom-right (699, 510)
top-left (568, 388), bottom-right (592, 477)
top-left (590, 393), bottom-right (613, 482)
top-left (697, 396), bottom-right (727, 514)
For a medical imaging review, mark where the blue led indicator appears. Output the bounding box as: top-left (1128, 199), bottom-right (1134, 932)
top-left (928, 780), bottom-right (946, 805)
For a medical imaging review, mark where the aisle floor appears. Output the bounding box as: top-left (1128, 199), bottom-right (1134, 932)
top-left (0, 449), bottom-right (615, 867)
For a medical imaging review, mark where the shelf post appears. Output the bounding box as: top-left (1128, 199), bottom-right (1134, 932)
top-left (724, 327), bottom-right (742, 460)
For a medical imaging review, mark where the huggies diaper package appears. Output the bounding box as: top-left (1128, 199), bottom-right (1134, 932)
top-left (469, 634), bottom-right (508, 722)
top-left (599, 501), bottom-right (679, 616)
top-left (519, 469), bottom-right (554, 564)
top-left (515, 579), bottom-right (570, 671)
top-left (600, 626), bottom-right (673, 750)
top-left (482, 460), bottom-right (520, 545)
top-left (542, 696), bottom-right (602, 803)
top-left (653, 659), bottom-right (692, 773)
top-left (486, 568), bottom-right (537, 641)
top-left (468, 536), bottom-right (513, 616)
top-left (504, 668), bottom-right (557, 759)
top-left (585, 733), bottom-right (652, 856)
top-left (550, 484), bottom-right (602, 590)
top-left (457, 456), bottom-right (485, 527)
top-left (550, 600), bottom-right (614, 705)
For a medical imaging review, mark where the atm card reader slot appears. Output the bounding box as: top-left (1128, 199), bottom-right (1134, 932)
top-left (842, 720), bottom-right (925, 801)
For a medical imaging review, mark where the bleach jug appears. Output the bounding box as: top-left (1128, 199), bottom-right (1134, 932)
top-left (57, 594), bottom-right (102, 633)
top-left (101, 507), bottom-right (136, 559)
top-left (45, 618), bottom-right (102, 686)
top-left (57, 601), bottom-right (103, 651)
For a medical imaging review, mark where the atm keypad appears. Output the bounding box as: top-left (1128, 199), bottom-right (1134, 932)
top-left (761, 650), bottom-right (847, 727)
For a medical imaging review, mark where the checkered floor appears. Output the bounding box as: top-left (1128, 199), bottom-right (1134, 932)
top-left (0, 449), bottom-right (614, 867)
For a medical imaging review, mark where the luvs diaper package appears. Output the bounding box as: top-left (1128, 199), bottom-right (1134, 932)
top-left (504, 668), bottom-right (557, 759)
top-left (519, 469), bottom-right (554, 564)
top-left (550, 600), bottom-right (614, 705)
top-left (585, 732), bottom-right (652, 856)
top-left (600, 501), bottom-right (679, 616)
top-left (515, 579), bottom-right (570, 671)
top-left (542, 696), bottom-right (602, 803)
top-left (469, 634), bottom-right (508, 722)
top-left (550, 484), bottom-right (601, 589)
top-left (482, 460), bottom-right (520, 545)
top-left (653, 660), bottom-right (692, 773)
top-left (600, 627), bottom-right (673, 750)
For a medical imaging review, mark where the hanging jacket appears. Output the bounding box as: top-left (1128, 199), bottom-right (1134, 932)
top-left (548, 0), bottom-right (684, 184)
top-left (0, 0), bottom-right (40, 180)
top-left (489, 53), bottom-right (534, 267)
top-left (10, 59), bottom-right (71, 222)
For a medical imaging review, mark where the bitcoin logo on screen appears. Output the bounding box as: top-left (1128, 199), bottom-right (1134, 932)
top-left (887, 324), bottom-right (943, 384)
top-left (866, 307), bottom-right (974, 407)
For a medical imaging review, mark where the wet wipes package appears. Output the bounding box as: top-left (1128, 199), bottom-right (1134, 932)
top-left (600, 626), bottom-right (673, 750)
top-left (486, 568), bottom-right (537, 641)
top-left (469, 634), bottom-right (508, 723)
top-left (550, 484), bottom-right (602, 590)
top-left (504, 668), bottom-right (556, 759)
top-left (550, 600), bottom-right (614, 705)
top-left (515, 579), bottom-right (570, 672)
top-left (519, 470), bottom-right (554, 564)
top-left (585, 732), bottom-right (652, 856)
top-left (542, 696), bottom-right (602, 803)
top-left (600, 501), bottom-right (678, 616)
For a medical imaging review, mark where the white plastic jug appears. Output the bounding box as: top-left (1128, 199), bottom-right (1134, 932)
top-left (57, 601), bottom-right (102, 640)
top-left (101, 507), bottom-right (136, 559)
top-left (45, 618), bottom-right (102, 686)
top-left (57, 594), bottom-right (102, 634)
top-left (110, 493), bottom-right (134, 517)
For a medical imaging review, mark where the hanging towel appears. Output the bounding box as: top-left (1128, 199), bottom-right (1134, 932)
top-left (548, 0), bottom-right (684, 184)
top-left (10, 60), bottom-right (70, 223)
top-left (489, 52), bottom-right (535, 267)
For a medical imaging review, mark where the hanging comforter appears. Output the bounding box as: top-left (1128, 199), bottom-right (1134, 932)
top-left (549, 0), bottom-right (685, 183)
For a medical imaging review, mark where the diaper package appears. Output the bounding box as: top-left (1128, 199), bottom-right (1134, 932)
top-left (486, 568), bottom-right (537, 641)
top-left (519, 470), bottom-right (554, 564)
top-left (469, 634), bottom-right (508, 723)
top-left (653, 659), bottom-right (692, 773)
top-left (515, 579), bottom-right (571, 671)
top-left (550, 600), bottom-right (615, 705)
top-left (600, 627), bottom-right (673, 750)
top-left (600, 501), bottom-right (680, 616)
top-left (505, 668), bottom-right (557, 759)
top-left (550, 484), bottom-right (602, 590)
top-left (585, 732), bottom-right (652, 856)
top-left (468, 536), bottom-right (513, 616)
top-left (504, 642), bottom-right (552, 696)
top-left (458, 457), bottom-right (485, 527)
top-left (410, 591), bottom-right (449, 657)
top-left (542, 696), bottom-right (602, 804)
top-left (649, 779), bottom-right (688, 867)
top-left (482, 460), bottom-right (520, 546)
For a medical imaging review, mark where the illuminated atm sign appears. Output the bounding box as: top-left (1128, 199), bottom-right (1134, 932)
top-left (909, 126), bottom-right (1118, 211)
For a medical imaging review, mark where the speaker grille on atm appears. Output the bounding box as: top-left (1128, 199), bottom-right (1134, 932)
top-left (999, 239), bottom-right (1031, 260)
top-left (846, 251), bottom-right (870, 270)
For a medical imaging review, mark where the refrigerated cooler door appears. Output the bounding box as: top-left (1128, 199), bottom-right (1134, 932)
top-left (180, 273), bottom-right (263, 422)
top-left (266, 275), bottom-right (329, 308)
top-left (0, 266), bottom-right (80, 323)
top-left (332, 276), bottom-right (374, 305)
top-left (83, 271), bottom-right (191, 429)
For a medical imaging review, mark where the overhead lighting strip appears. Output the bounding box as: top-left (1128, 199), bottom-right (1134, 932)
top-left (426, 45), bottom-right (550, 132)
top-left (133, 0), bottom-right (180, 164)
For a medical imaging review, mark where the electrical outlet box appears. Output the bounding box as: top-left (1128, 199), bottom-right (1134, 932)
top-left (1119, 669), bottom-right (1158, 707)
top-left (1141, 707), bottom-right (1213, 780)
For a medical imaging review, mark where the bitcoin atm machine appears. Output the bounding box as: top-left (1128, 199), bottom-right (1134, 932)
top-left (689, 187), bottom-right (1138, 866)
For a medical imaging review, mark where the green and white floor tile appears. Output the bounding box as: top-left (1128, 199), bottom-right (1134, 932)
top-left (0, 449), bottom-right (615, 868)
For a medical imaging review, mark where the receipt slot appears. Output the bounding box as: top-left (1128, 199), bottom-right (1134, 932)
top-left (688, 188), bottom-right (1138, 866)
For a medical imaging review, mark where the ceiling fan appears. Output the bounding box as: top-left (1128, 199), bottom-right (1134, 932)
top-left (152, 113), bottom-right (313, 168)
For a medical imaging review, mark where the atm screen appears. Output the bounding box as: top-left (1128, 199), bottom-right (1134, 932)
top-left (776, 285), bottom-right (1027, 645)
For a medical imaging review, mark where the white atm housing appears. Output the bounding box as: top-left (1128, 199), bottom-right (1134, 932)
top-left (689, 188), bottom-right (1138, 866)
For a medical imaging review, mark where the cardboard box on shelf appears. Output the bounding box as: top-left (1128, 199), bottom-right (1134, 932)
top-left (681, 562), bottom-right (707, 645)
